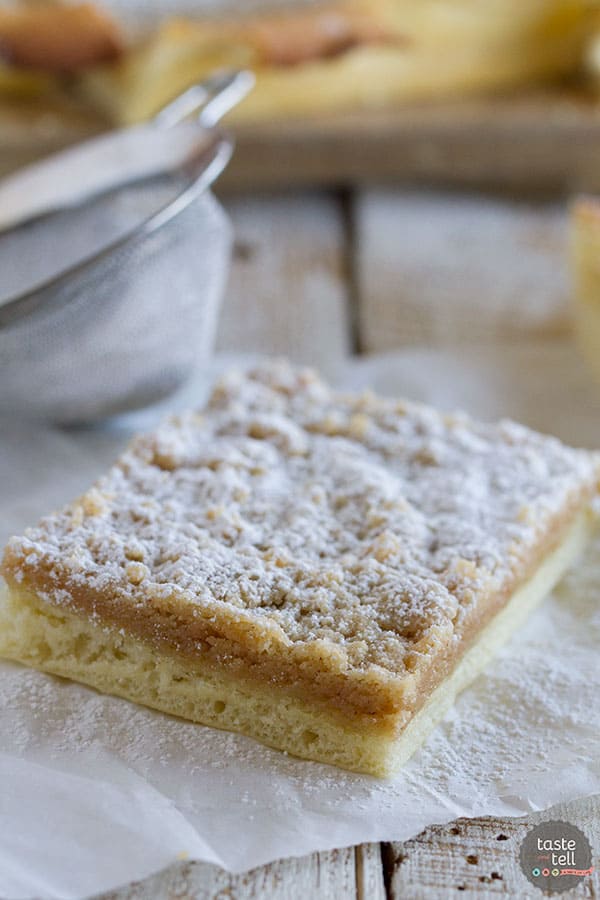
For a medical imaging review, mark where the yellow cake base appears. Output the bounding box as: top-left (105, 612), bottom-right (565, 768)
top-left (0, 508), bottom-right (593, 777)
top-left (571, 197), bottom-right (600, 386)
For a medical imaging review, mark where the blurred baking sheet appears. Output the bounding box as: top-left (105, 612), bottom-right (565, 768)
top-left (5, 88), bottom-right (600, 192)
top-left (228, 88), bottom-right (600, 192)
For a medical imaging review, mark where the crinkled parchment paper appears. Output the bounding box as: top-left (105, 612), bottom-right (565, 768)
top-left (1, 348), bottom-right (599, 899)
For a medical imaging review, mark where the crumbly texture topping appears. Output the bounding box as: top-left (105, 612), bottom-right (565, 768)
top-left (4, 361), bottom-right (598, 676)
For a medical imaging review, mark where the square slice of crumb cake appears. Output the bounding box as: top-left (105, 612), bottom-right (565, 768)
top-left (1, 361), bottom-right (598, 775)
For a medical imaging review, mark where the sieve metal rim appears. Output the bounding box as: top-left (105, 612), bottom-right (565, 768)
top-left (0, 130), bottom-right (232, 329)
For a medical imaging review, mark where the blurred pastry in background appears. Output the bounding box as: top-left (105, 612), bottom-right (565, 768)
top-left (82, 0), bottom-right (596, 124)
top-left (1, 0), bottom-right (599, 175)
top-left (1, 0), bottom-right (597, 121)
top-left (0, 2), bottom-right (124, 173)
top-left (571, 196), bottom-right (600, 385)
top-left (0, 2), bottom-right (122, 73)
top-left (83, 2), bottom-right (398, 124)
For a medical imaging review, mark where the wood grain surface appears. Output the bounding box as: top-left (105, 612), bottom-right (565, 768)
top-left (223, 89), bottom-right (600, 193)
top-left (97, 797), bottom-right (599, 899)
top-left (216, 191), bottom-right (351, 372)
top-left (353, 188), bottom-right (571, 352)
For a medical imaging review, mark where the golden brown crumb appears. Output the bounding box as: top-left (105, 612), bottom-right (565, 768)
top-left (0, 3), bottom-right (122, 73)
top-left (245, 3), bottom-right (399, 67)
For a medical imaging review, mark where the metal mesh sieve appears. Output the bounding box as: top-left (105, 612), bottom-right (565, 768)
top-left (0, 139), bottom-right (233, 423)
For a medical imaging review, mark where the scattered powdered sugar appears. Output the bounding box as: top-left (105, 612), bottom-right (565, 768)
top-left (0, 357), bottom-right (599, 894)
top-left (0, 531), bottom-right (598, 875)
top-left (5, 360), bottom-right (598, 675)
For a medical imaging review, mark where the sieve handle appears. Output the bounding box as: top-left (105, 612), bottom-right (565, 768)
top-left (153, 70), bottom-right (255, 129)
top-left (0, 70), bottom-right (253, 235)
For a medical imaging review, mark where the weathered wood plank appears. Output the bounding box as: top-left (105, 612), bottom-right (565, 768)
top-left (217, 192), bottom-right (352, 373)
top-left (97, 846), bottom-right (357, 900)
top-left (355, 843), bottom-right (387, 900)
top-left (353, 188), bottom-right (570, 353)
top-left (221, 91), bottom-right (600, 194)
top-left (98, 796), bottom-right (598, 899)
top-left (384, 795), bottom-right (600, 899)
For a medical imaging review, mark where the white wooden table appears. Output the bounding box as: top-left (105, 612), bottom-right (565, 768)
top-left (100, 185), bottom-right (599, 899)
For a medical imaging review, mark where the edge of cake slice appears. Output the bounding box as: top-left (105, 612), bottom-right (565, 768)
top-left (571, 195), bottom-right (600, 387)
top-left (1, 361), bottom-right (598, 776)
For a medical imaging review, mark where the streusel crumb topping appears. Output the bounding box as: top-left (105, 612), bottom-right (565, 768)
top-left (5, 361), bottom-right (598, 674)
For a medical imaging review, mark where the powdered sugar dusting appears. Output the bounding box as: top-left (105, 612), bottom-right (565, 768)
top-left (0, 357), bottom-right (599, 893)
top-left (1, 531), bottom-right (598, 872)
top-left (4, 360), bottom-right (598, 675)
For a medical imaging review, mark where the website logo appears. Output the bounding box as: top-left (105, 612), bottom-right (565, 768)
top-left (519, 820), bottom-right (593, 894)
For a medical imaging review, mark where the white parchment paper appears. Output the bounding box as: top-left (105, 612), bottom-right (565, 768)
top-left (1, 347), bottom-right (599, 899)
